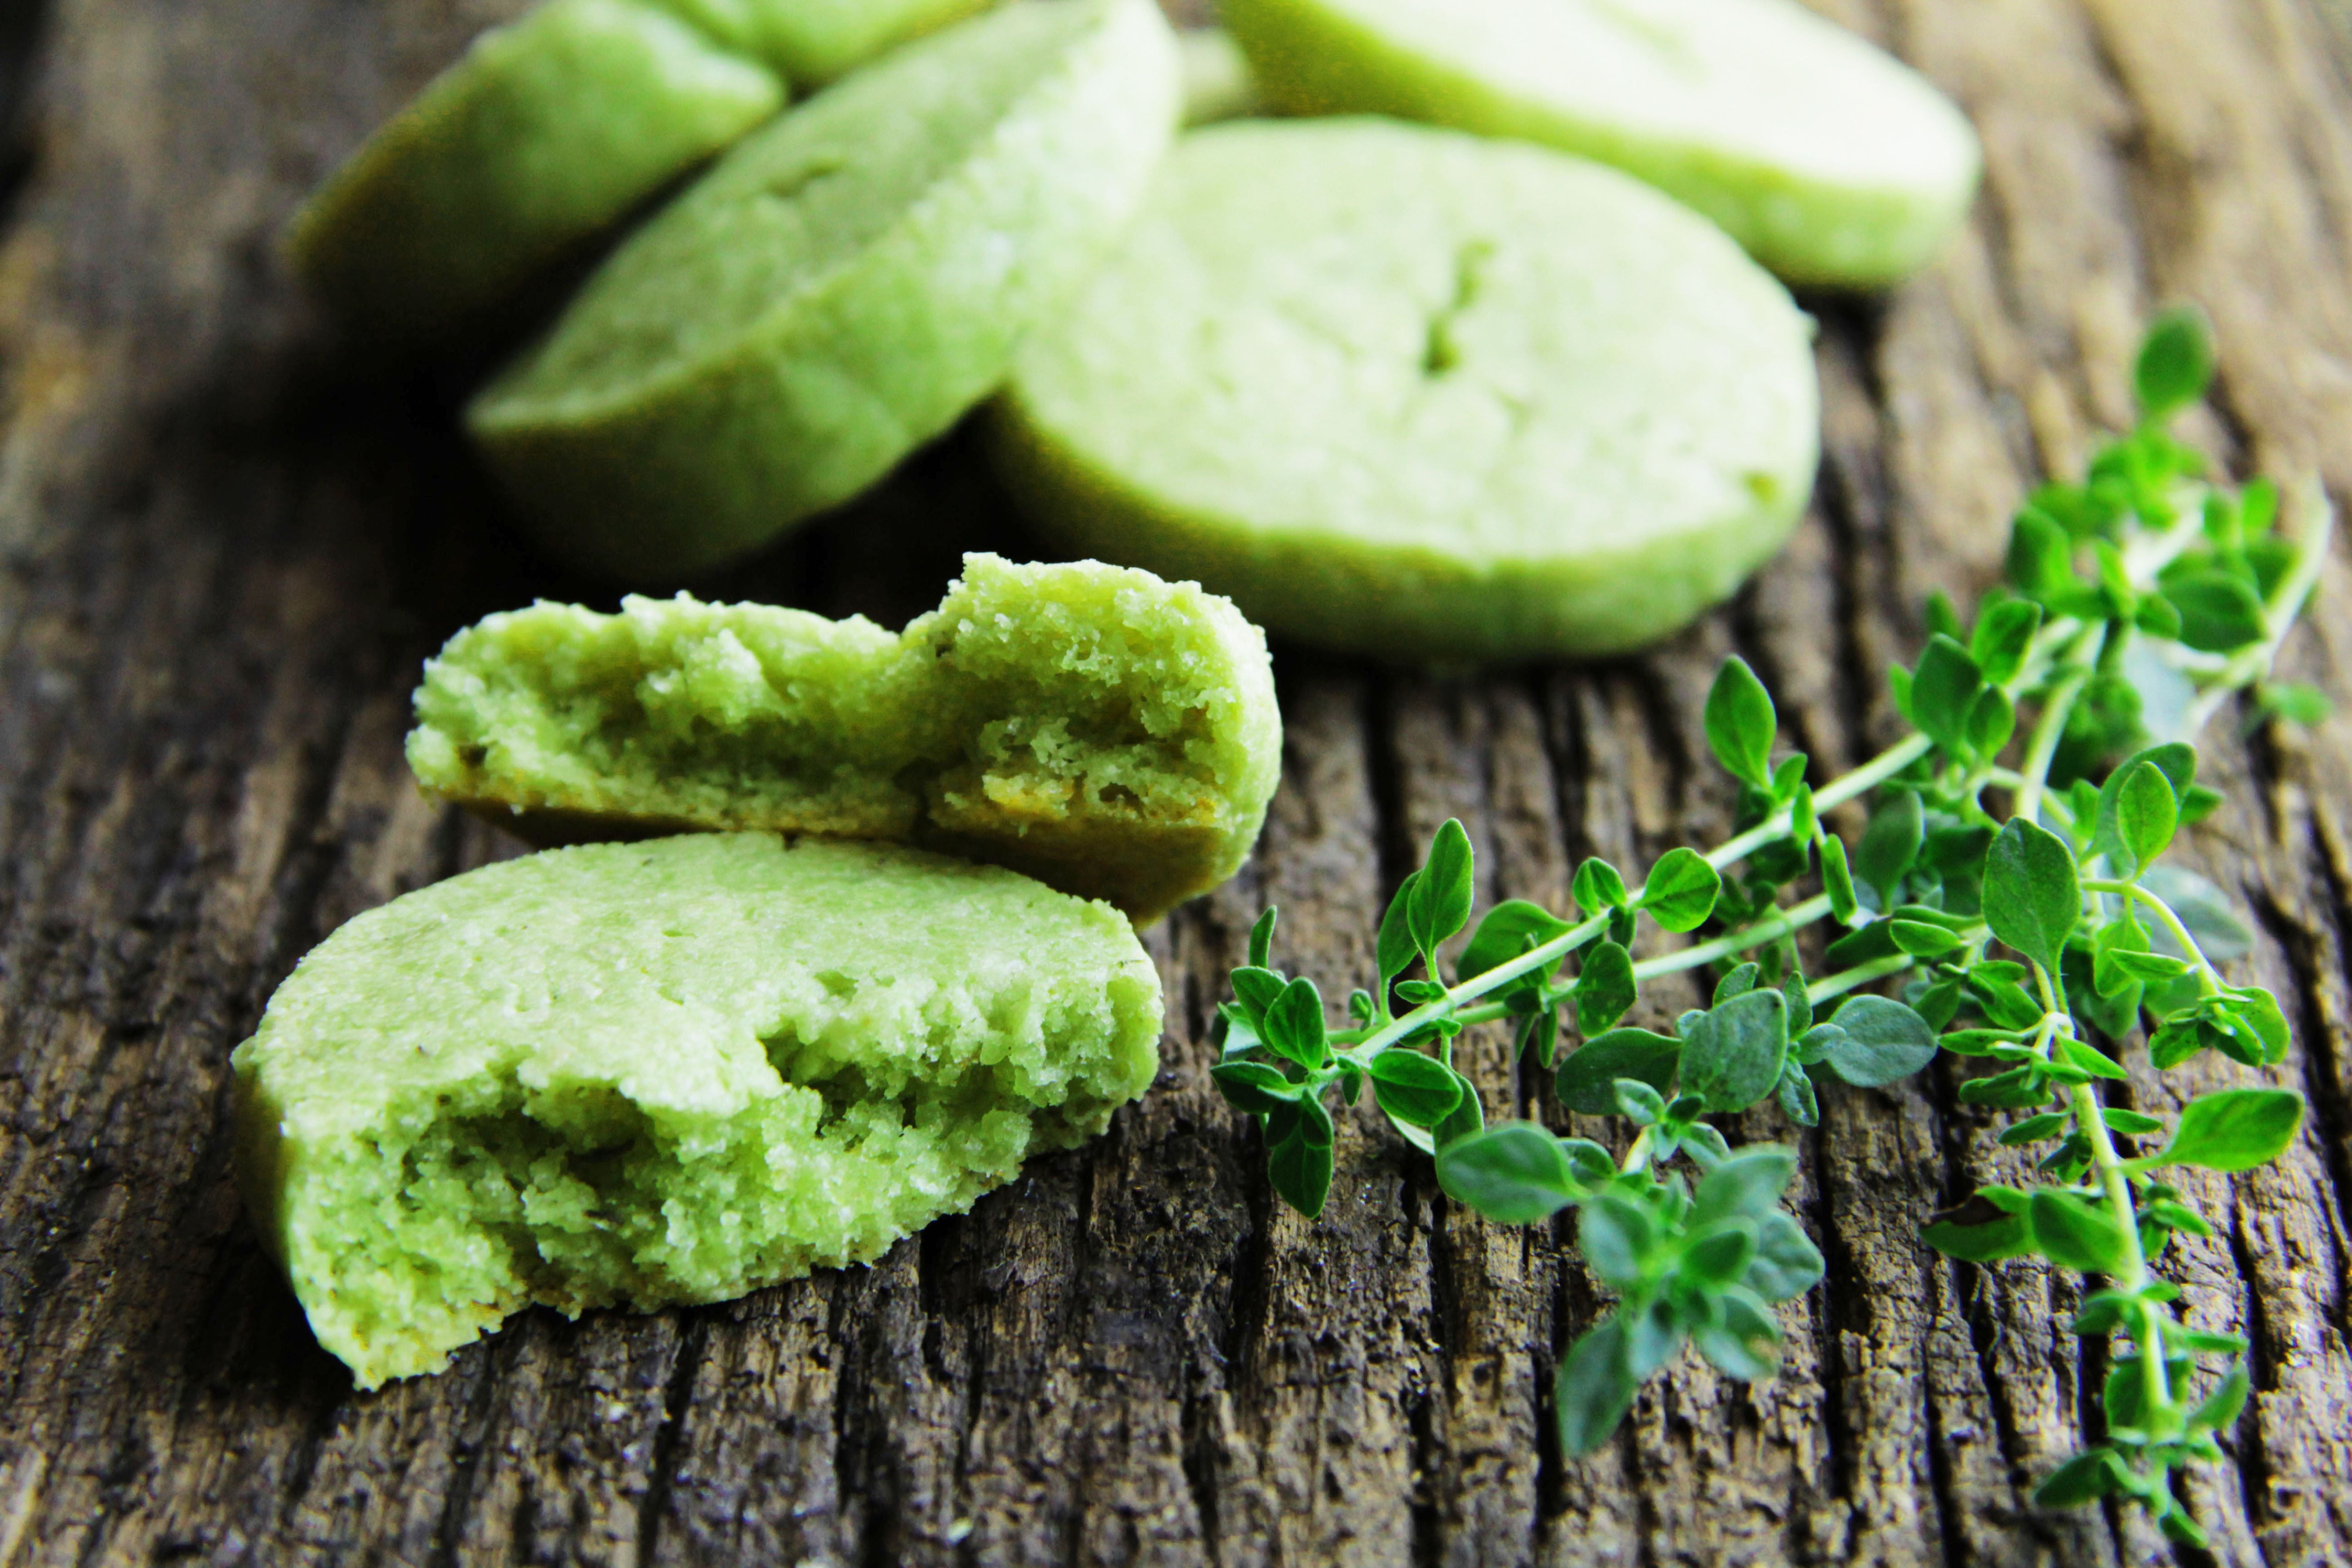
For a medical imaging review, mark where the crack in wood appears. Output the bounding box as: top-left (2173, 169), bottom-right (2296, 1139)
top-left (633, 1312), bottom-right (710, 1565)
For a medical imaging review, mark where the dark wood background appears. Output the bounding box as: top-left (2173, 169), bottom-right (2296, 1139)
top-left (4, 0), bottom-right (2351, 1562)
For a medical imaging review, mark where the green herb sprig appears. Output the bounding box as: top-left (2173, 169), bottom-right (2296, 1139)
top-left (1210, 310), bottom-right (2329, 1543)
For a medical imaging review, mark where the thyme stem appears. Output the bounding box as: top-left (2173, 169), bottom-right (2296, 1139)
top-left (1805, 951), bottom-right (1919, 1006)
top-left (2180, 480), bottom-right (2334, 736)
top-left (2076, 1078), bottom-right (2151, 1296)
top-left (2013, 629), bottom-right (2099, 826)
top-left (1640, 894), bottom-right (1836, 980)
top-left (2082, 879), bottom-right (2227, 994)
top-left (1429, 895), bottom-right (1845, 1036)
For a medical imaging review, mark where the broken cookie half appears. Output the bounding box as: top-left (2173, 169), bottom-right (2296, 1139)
top-left (232, 833), bottom-right (1162, 1389)
top-left (405, 554), bottom-right (1282, 923)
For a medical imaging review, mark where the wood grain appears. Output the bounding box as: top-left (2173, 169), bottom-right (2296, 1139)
top-left (2, 0), bottom-right (2349, 1562)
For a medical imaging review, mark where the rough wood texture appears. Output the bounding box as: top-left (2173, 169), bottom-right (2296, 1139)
top-left (2, 0), bottom-right (2350, 1562)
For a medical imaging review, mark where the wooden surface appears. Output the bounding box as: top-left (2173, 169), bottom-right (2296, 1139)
top-left (3, 0), bottom-right (2352, 1563)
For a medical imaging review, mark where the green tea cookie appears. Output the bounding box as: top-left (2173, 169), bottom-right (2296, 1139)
top-left (1221, 0), bottom-right (1980, 286)
top-left (466, 0), bottom-right (1180, 581)
top-left (407, 554), bottom-right (1281, 922)
top-left (232, 832), bottom-right (1162, 1388)
top-left (286, 0), bottom-right (786, 346)
top-left (991, 119), bottom-right (1819, 661)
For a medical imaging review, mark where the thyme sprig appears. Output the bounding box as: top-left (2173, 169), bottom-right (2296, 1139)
top-left (1210, 311), bottom-right (2328, 1542)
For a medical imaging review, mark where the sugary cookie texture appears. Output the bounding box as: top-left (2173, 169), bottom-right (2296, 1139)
top-left (232, 833), bottom-right (1162, 1388)
top-left (408, 555), bottom-right (1282, 923)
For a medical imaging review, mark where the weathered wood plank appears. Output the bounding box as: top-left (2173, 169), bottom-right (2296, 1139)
top-left (1, 0), bottom-right (2350, 1563)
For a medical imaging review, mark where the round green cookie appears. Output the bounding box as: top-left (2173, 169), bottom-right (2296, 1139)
top-left (232, 832), bottom-right (1162, 1387)
top-left (286, 0), bottom-right (786, 347)
top-left (466, 0), bottom-right (1179, 581)
top-left (991, 119), bottom-right (1820, 662)
top-left (1221, 0), bottom-right (1980, 287)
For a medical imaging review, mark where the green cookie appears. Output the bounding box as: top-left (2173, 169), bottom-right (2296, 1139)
top-left (1222, 0), bottom-right (1980, 286)
top-left (466, 0), bottom-right (1179, 581)
top-left (232, 832), bottom-right (1162, 1388)
top-left (992, 119), bottom-right (1819, 662)
top-left (406, 554), bottom-right (1282, 922)
top-left (286, 0), bottom-right (785, 346)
